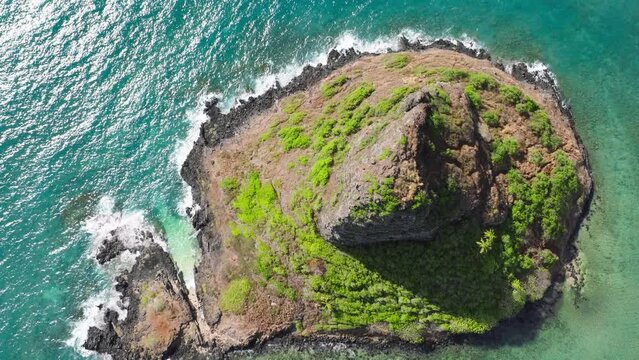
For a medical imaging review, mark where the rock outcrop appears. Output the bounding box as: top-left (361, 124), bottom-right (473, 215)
top-left (84, 234), bottom-right (204, 359)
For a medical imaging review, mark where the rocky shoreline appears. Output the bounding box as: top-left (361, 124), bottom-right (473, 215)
top-left (85, 37), bottom-right (594, 359)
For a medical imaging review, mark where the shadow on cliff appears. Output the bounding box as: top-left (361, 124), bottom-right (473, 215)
top-left (337, 220), bottom-right (564, 350)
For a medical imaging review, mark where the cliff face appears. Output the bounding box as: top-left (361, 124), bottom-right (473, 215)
top-left (182, 48), bottom-right (591, 350)
top-left (84, 40), bottom-right (593, 359)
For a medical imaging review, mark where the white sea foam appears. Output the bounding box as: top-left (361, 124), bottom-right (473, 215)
top-left (172, 91), bottom-right (218, 215)
top-left (503, 60), bottom-right (558, 86)
top-left (66, 196), bottom-right (165, 356)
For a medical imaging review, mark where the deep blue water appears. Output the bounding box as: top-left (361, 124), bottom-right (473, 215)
top-left (1, 1), bottom-right (638, 359)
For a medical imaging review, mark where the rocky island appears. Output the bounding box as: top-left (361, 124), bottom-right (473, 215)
top-left (84, 40), bottom-right (592, 359)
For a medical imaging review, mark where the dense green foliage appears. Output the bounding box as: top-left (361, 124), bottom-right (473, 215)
top-left (219, 278), bottom-right (252, 314)
top-left (499, 85), bottom-right (524, 104)
top-left (529, 110), bottom-right (562, 149)
top-left (507, 151), bottom-right (579, 240)
top-left (515, 97), bottom-right (540, 116)
top-left (482, 110), bottom-right (500, 127)
top-left (469, 72), bottom-right (497, 90)
top-left (464, 85), bottom-right (482, 109)
top-left (321, 75), bottom-right (348, 98)
top-left (374, 86), bottom-right (416, 116)
top-left (309, 137), bottom-right (348, 186)
top-left (491, 137), bottom-right (519, 166)
top-left (384, 53), bottom-right (410, 69)
top-left (339, 83), bottom-right (375, 112)
top-left (278, 125), bottom-right (311, 151)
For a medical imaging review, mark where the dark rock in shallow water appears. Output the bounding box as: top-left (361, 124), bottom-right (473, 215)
top-left (95, 237), bottom-right (126, 264)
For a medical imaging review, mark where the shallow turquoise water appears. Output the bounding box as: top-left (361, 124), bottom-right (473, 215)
top-left (1, 1), bottom-right (638, 359)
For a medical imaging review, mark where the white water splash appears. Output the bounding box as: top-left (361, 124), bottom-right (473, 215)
top-left (66, 196), bottom-right (165, 356)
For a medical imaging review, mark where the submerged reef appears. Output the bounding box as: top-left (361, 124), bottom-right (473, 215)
top-left (85, 39), bottom-right (592, 359)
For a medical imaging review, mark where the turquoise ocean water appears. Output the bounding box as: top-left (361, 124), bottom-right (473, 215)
top-left (1, 1), bottom-right (638, 359)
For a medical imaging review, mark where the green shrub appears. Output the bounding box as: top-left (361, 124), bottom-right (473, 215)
top-left (351, 176), bottom-right (401, 219)
top-left (482, 110), bottom-right (500, 127)
top-left (440, 68), bottom-right (470, 81)
top-left (282, 94), bottom-right (304, 114)
top-left (259, 128), bottom-right (274, 142)
top-left (297, 155), bottom-right (309, 166)
top-left (540, 249), bottom-right (559, 268)
top-left (398, 134), bottom-right (408, 146)
top-left (515, 97), bottom-right (540, 116)
top-left (278, 126), bottom-right (311, 151)
top-left (321, 75), bottom-right (348, 98)
top-left (374, 86), bottom-right (416, 116)
top-left (464, 85), bottom-right (482, 109)
top-left (529, 110), bottom-right (561, 149)
top-left (506, 152), bottom-right (579, 241)
top-left (377, 147), bottom-right (392, 161)
top-left (309, 137), bottom-right (348, 186)
top-left (339, 83), bottom-right (375, 112)
top-left (288, 111), bottom-right (306, 124)
top-left (384, 53), bottom-right (410, 69)
top-left (476, 229), bottom-right (496, 254)
top-left (339, 103), bottom-right (370, 135)
top-left (434, 87), bottom-right (451, 106)
top-left (528, 149), bottom-right (544, 166)
top-left (499, 85), bottom-right (524, 104)
top-left (219, 278), bottom-right (251, 314)
top-left (491, 137), bottom-right (519, 166)
top-left (395, 322), bottom-right (425, 344)
top-left (220, 177), bottom-right (240, 196)
top-left (469, 72), bottom-right (497, 90)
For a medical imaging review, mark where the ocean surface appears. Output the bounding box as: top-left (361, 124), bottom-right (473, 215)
top-left (1, 1), bottom-right (638, 359)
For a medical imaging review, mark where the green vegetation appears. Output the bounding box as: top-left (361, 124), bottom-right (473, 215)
top-left (278, 125), bottom-right (311, 151)
top-left (321, 75), bottom-right (349, 99)
top-left (398, 134), bottom-right (408, 146)
top-left (220, 177), bottom-right (240, 196)
top-left (540, 249), bottom-right (559, 268)
top-left (377, 147), bottom-right (392, 161)
top-left (469, 72), bottom-right (497, 90)
top-left (482, 110), bottom-right (500, 127)
top-left (491, 137), bottom-right (519, 166)
top-left (529, 110), bottom-right (561, 149)
top-left (219, 278), bottom-right (252, 314)
top-left (339, 83), bottom-right (375, 112)
top-left (384, 53), bottom-right (410, 69)
top-left (476, 229), bottom-right (496, 254)
top-left (440, 68), bottom-right (470, 81)
top-left (499, 85), bottom-right (524, 104)
top-left (506, 151), bottom-right (579, 240)
top-left (309, 137), bottom-right (348, 186)
top-left (516, 97), bottom-right (540, 116)
top-left (282, 94), bottom-right (305, 114)
top-left (260, 129), bottom-right (274, 142)
top-left (464, 85), bottom-right (482, 109)
top-left (374, 86), bottom-right (416, 116)
top-left (297, 155), bottom-right (309, 166)
top-left (288, 111), bottom-right (306, 124)
top-left (529, 149), bottom-right (544, 166)
top-left (351, 176), bottom-right (401, 220)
